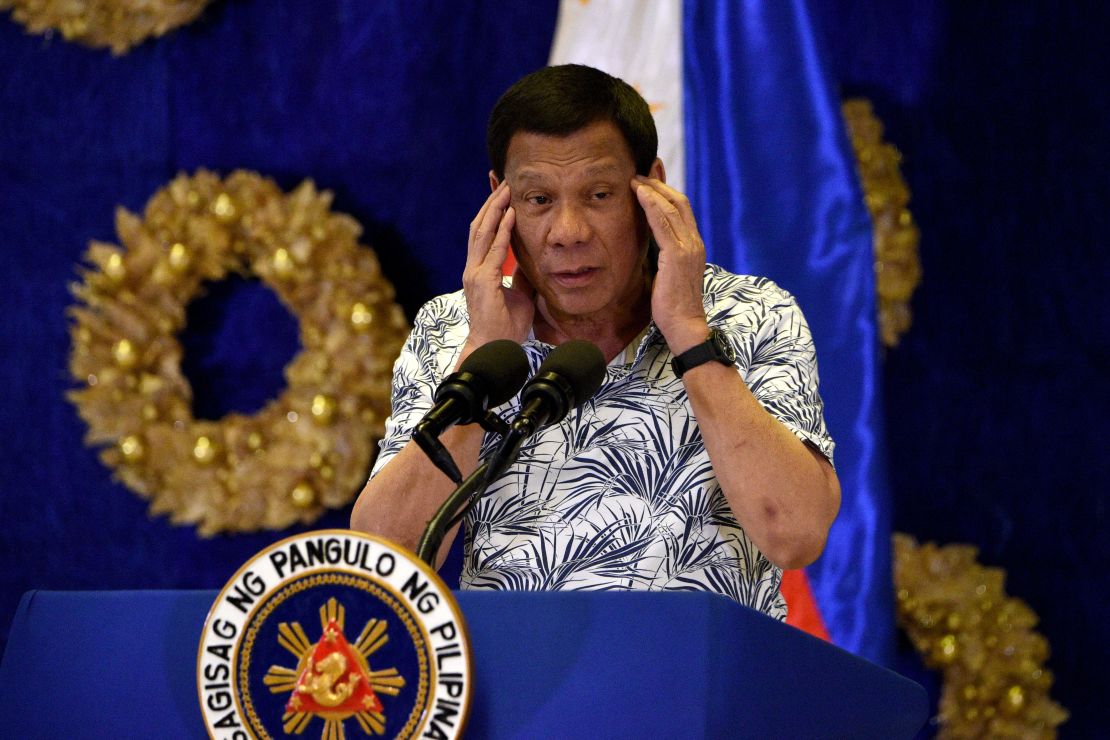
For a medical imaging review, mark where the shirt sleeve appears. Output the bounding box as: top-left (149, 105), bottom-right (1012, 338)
top-left (726, 282), bottom-right (836, 466)
top-left (369, 297), bottom-right (460, 479)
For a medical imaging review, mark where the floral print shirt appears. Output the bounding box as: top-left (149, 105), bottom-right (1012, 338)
top-left (371, 265), bottom-right (834, 619)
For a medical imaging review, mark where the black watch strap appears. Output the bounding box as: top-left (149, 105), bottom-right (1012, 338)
top-left (671, 328), bottom-right (736, 378)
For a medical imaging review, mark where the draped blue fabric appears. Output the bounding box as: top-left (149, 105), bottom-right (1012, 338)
top-left (684, 0), bottom-right (894, 664)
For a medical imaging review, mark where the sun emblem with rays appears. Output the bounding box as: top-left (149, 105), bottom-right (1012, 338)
top-left (264, 597), bottom-right (406, 738)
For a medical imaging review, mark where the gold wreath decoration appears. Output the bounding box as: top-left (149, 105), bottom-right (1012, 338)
top-left (67, 170), bottom-right (409, 535)
top-left (0, 0), bottom-right (212, 55)
top-left (842, 98), bottom-right (923, 348)
top-left (894, 534), bottom-right (1069, 737)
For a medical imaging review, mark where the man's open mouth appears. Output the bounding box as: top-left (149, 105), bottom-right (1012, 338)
top-left (551, 267), bottom-right (598, 286)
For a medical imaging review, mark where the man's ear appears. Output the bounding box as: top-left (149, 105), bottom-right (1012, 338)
top-left (489, 170), bottom-right (501, 192)
top-left (649, 158), bottom-right (666, 183)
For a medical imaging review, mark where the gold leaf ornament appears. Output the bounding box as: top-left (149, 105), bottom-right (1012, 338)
top-left (894, 534), bottom-right (1069, 738)
top-left (0, 0), bottom-right (213, 55)
top-left (842, 98), bottom-right (923, 348)
top-left (67, 170), bottom-right (410, 535)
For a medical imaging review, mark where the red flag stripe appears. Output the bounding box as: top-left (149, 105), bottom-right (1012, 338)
top-left (782, 569), bottom-right (831, 641)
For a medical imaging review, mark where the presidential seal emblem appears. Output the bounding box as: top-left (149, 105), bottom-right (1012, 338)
top-left (198, 530), bottom-right (471, 739)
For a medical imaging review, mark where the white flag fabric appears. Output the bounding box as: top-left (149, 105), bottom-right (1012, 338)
top-left (548, 0), bottom-right (685, 191)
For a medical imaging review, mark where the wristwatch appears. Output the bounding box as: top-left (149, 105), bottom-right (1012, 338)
top-left (671, 327), bottom-right (736, 378)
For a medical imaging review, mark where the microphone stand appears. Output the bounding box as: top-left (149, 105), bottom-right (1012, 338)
top-left (414, 427), bottom-right (527, 567)
top-left (414, 349), bottom-right (594, 566)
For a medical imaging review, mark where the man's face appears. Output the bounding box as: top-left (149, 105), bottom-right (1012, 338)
top-left (495, 120), bottom-right (660, 325)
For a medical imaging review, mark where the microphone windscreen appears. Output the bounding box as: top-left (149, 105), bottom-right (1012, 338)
top-left (535, 340), bottom-right (606, 406)
top-left (458, 339), bottom-right (530, 406)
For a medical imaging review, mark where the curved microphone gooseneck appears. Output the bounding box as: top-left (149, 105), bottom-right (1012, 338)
top-left (411, 339), bottom-right (529, 483)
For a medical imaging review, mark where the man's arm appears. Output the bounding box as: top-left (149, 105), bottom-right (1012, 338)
top-left (350, 181), bottom-right (533, 562)
top-left (633, 175), bottom-right (840, 569)
top-left (350, 424), bottom-right (484, 564)
top-left (670, 346), bottom-right (840, 569)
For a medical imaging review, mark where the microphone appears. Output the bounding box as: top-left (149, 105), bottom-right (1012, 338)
top-left (481, 340), bottom-right (606, 482)
top-left (413, 339), bottom-right (529, 483)
top-left (416, 339), bottom-right (606, 565)
top-left (510, 339), bottom-right (607, 437)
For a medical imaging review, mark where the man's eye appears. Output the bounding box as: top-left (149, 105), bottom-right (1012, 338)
top-left (593, 191), bottom-right (611, 201)
top-left (528, 195), bottom-right (550, 206)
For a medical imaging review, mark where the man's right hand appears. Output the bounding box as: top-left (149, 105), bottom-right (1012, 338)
top-left (461, 182), bottom-right (535, 358)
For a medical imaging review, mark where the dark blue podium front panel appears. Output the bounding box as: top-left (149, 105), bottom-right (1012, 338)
top-left (0, 590), bottom-right (926, 738)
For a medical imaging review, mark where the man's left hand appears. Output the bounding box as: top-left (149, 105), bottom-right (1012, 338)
top-left (632, 175), bottom-right (709, 354)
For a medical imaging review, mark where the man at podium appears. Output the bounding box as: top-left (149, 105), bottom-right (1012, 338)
top-left (351, 64), bottom-right (840, 620)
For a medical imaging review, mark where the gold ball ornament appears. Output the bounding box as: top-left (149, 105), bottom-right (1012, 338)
top-left (168, 242), bottom-right (190, 272)
top-left (350, 302), bottom-right (374, 331)
top-left (1006, 685), bottom-right (1026, 713)
top-left (290, 482), bottom-right (317, 509)
top-left (104, 252), bottom-right (125, 281)
top-left (211, 192), bottom-right (235, 220)
top-left (67, 169), bottom-right (410, 535)
top-left (192, 435), bottom-right (218, 465)
top-left (113, 339), bottom-right (137, 368)
top-left (310, 394), bottom-right (337, 425)
top-left (272, 247), bottom-right (294, 278)
top-left (118, 435), bottom-right (144, 463)
top-left (935, 634), bottom-right (958, 664)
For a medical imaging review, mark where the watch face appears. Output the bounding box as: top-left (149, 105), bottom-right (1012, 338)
top-left (712, 329), bottom-right (737, 363)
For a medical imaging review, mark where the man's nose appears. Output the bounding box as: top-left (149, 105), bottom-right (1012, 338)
top-left (548, 202), bottom-right (591, 247)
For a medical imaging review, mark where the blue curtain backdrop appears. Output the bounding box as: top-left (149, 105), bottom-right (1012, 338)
top-left (684, 0), bottom-right (893, 665)
top-left (808, 3), bottom-right (1109, 736)
top-left (0, 0), bottom-right (560, 650)
top-left (1, 2), bottom-right (1107, 736)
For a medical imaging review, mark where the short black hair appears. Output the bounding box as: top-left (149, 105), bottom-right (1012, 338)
top-left (486, 64), bottom-right (658, 179)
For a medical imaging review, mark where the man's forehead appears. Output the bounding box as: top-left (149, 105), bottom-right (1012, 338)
top-left (503, 121), bottom-right (636, 181)
top-left (512, 161), bottom-right (626, 183)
